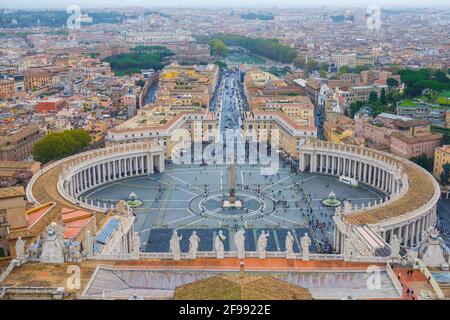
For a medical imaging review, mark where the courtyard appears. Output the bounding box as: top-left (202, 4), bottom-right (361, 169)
top-left (82, 160), bottom-right (384, 254)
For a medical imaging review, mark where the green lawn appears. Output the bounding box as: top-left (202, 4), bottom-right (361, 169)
top-left (438, 91), bottom-right (450, 106)
top-left (398, 99), bottom-right (420, 107)
top-left (399, 94), bottom-right (450, 107)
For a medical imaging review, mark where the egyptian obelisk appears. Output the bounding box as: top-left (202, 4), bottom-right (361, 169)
top-left (229, 157), bottom-right (236, 203)
top-left (223, 156), bottom-right (242, 208)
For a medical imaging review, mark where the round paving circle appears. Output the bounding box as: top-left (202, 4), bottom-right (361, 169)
top-left (188, 189), bottom-right (276, 222)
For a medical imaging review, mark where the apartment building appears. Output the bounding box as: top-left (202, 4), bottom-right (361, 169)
top-left (433, 145), bottom-right (450, 181)
top-left (355, 113), bottom-right (442, 159)
top-left (331, 53), bottom-right (375, 69)
top-left (105, 63), bottom-right (220, 159)
top-left (324, 115), bottom-right (356, 144)
top-left (338, 84), bottom-right (388, 109)
top-left (0, 77), bottom-right (16, 100)
top-left (0, 186), bottom-right (27, 256)
top-left (243, 70), bottom-right (317, 158)
top-left (0, 126), bottom-right (45, 161)
top-left (34, 98), bottom-right (68, 114)
top-left (24, 70), bottom-right (52, 91)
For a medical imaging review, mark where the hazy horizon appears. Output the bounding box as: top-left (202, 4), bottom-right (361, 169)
top-left (2, 0), bottom-right (450, 10)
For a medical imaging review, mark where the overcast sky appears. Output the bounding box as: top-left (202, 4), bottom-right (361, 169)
top-left (2, 0), bottom-right (450, 9)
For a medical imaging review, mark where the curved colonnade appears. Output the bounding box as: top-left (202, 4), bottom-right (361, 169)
top-left (299, 140), bottom-right (440, 247)
top-left (27, 140), bottom-right (440, 251)
top-left (26, 143), bottom-right (165, 213)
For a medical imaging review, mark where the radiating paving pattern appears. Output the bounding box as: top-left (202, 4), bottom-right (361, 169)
top-left (83, 267), bottom-right (400, 300)
top-left (82, 162), bottom-right (383, 253)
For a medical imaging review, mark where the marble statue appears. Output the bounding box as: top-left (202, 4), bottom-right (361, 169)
top-left (285, 231), bottom-right (295, 259)
top-left (234, 228), bottom-right (246, 259)
top-left (83, 230), bottom-right (94, 256)
top-left (169, 230), bottom-right (182, 261)
top-left (65, 240), bottom-right (82, 263)
top-left (301, 233), bottom-right (311, 261)
top-left (257, 230), bottom-right (269, 259)
top-left (132, 232), bottom-right (141, 254)
top-left (188, 231), bottom-right (200, 259)
top-left (417, 228), bottom-right (449, 268)
top-left (40, 222), bottom-right (65, 264)
top-left (215, 230), bottom-right (226, 259)
top-left (421, 227), bottom-right (434, 244)
top-left (27, 234), bottom-right (43, 260)
top-left (15, 236), bottom-right (26, 261)
top-left (403, 248), bottom-right (419, 265)
top-left (343, 201), bottom-right (352, 215)
top-left (334, 206), bottom-right (342, 217)
top-left (390, 234), bottom-right (402, 258)
top-left (343, 237), bottom-right (354, 259)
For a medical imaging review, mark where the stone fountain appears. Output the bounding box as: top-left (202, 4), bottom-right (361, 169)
top-left (321, 191), bottom-right (341, 207)
top-left (126, 192), bottom-right (143, 208)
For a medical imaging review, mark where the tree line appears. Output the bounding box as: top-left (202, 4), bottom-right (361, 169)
top-left (103, 46), bottom-right (174, 76)
top-left (32, 129), bottom-right (91, 164)
top-left (207, 34), bottom-right (298, 64)
top-left (399, 69), bottom-right (450, 103)
top-left (0, 10), bottom-right (126, 28)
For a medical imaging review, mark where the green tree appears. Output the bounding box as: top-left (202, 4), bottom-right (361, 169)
top-left (293, 56), bottom-right (306, 69)
top-left (434, 70), bottom-right (450, 83)
top-left (32, 134), bottom-right (72, 164)
top-left (368, 91), bottom-right (378, 104)
top-left (387, 92), bottom-right (403, 108)
top-left (32, 129), bottom-right (90, 164)
top-left (103, 48), bottom-right (172, 76)
top-left (305, 59), bottom-right (318, 74)
top-left (66, 129), bottom-right (91, 149)
top-left (214, 60), bottom-right (227, 69)
top-left (380, 88), bottom-right (387, 105)
top-left (411, 80), bottom-right (450, 102)
top-left (386, 78), bottom-right (399, 91)
top-left (319, 62), bottom-right (329, 72)
top-left (355, 64), bottom-right (371, 74)
top-left (209, 34), bottom-right (298, 63)
top-left (347, 101), bottom-right (364, 118)
top-left (398, 69), bottom-right (431, 87)
top-left (410, 153), bottom-right (434, 172)
top-left (339, 65), bottom-right (351, 74)
top-left (440, 163), bottom-right (450, 186)
top-left (442, 134), bottom-right (450, 145)
top-left (135, 80), bottom-right (145, 87)
top-left (319, 69), bottom-right (328, 78)
top-left (208, 39), bottom-right (228, 57)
